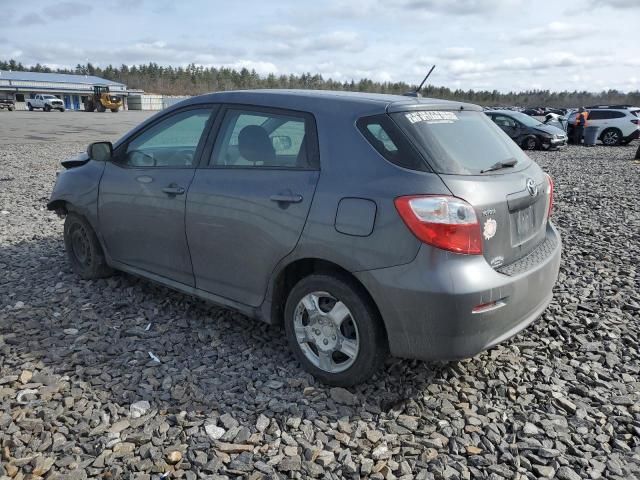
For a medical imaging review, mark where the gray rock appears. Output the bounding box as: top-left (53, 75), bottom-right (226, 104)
top-left (129, 400), bottom-right (151, 419)
top-left (557, 466), bottom-right (582, 480)
top-left (205, 424), bottom-right (226, 441)
top-left (330, 387), bottom-right (358, 405)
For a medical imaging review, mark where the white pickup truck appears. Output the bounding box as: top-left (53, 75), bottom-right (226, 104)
top-left (27, 94), bottom-right (65, 112)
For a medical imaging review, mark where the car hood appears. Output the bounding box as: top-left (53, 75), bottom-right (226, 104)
top-left (534, 124), bottom-right (565, 136)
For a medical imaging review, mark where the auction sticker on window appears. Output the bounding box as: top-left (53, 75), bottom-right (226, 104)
top-left (405, 111), bottom-right (458, 124)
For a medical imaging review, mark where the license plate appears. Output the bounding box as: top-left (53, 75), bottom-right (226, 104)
top-left (515, 206), bottom-right (535, 238)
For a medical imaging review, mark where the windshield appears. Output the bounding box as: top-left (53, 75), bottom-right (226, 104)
top-left (507, 111), bottom-right (544, 127)
top-left (392, 110), bottom-right (531, 175)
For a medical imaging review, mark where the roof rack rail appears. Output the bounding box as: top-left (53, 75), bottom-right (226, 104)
top-left (586, 104), bottom-right (635, 109)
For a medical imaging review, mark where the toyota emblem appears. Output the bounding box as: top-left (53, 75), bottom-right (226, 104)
top-left (526, 178), bottom-right (538, 197)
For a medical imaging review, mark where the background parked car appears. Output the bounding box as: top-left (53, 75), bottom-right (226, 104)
top-left (0, 92), bottom-right (15, 111)
top-left (566, 106), bottom-right (640, 145)
top-left (27, 94), bottom-right (65, 112)
top-left (486, 110), bottom-right (567, 150)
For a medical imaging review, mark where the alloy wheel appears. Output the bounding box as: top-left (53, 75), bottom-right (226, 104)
top-left (602, 131), bottom-right (620, 146)
top-left (293, 291), bottom-right (359, 373)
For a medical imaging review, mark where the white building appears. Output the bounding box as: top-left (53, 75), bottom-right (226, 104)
top-left (0, 71), bottom-right (130, 111)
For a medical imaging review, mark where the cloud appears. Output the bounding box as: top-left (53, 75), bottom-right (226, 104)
top-left (257, 29), bottom-right (365, 58)
top-left (399, 0), bottom-right (523, 15)
top-left (440, 47), bottom-right (475, 59)
top-left (43, 1), bottom-right (92, 19)
top-left (18, 13), bottom-right (46, 25)
top-left (264, 25), bottom-right (301, 38)
top-left (516, 22), bottom-right (594, 44)
top-left (310, 31), bottom-right (364, 52)
top-left (588, 0), bottom-right (639, 8)
top-left (446, 52), bottom-right (606, 80)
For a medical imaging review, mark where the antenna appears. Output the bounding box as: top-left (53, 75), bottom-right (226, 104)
top-left (404, 65), bottom-right (436, 97)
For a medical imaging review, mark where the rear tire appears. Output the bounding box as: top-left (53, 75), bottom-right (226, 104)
top-left (44, 104), bottom-right (51, 112)
top-left (96, 103), bottom-right (106, 112)
top-left (601, 128), bottom-right (622, 146)
top-left (8, 106), bottom-right (14, 111)
top-left (63, 213), bottom-right (113, 280)
top-left (59, 108), bottom-right (65, 112)
top-left (284, 274), bottom-right (387, 386)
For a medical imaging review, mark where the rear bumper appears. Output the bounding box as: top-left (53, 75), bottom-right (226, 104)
top-left (355, 223), bottom-right (561, 361)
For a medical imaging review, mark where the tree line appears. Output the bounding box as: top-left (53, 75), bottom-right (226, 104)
top-left (2, 59), bottom-right (639, 108)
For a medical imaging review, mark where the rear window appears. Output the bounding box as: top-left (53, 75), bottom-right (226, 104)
top-left (357, 114), bottom-right (428, 171)
top-left (631, 110), bottom-right (640, 118)
top-left (391, 110), bottom-right (531, 175)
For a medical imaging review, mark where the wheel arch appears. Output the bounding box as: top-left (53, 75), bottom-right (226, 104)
top-left (46, 199), bottom-right (68, 215)
top-left (599, 127), bottom-right (623, 144)
top-left (267, 258), bottom-right (388, 341)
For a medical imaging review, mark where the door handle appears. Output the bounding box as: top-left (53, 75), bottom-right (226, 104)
top-left (270, 193), bottom-right (303, 204)
top-left (162, 185), bottom-right (185, 195)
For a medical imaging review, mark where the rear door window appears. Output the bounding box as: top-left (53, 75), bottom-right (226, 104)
top-left (392, 110), bottom-right (531, 175)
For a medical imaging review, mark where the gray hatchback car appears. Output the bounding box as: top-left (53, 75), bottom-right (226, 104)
top-left (48, 90), bottom-right (561, 386)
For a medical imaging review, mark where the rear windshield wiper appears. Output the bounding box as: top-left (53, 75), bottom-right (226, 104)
top-left (481, 159), bottom-right (517, 173)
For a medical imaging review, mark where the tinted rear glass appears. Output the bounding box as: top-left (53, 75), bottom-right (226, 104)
top-left (357, 114), bottom-right (428, 171)
top-left (392, 110), bottom-right (531, 175)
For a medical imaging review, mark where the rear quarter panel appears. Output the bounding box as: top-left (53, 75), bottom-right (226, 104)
top-left (286, 105), bottom-right (451, 272)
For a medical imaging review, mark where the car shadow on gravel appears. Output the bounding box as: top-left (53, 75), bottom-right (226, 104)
top-left (1, 236), bottom-right (461, 422)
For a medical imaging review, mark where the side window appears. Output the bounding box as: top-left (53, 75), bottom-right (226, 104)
top-left (587, 110), bottom-right (624, 120)
top-left (493, 115), bottom-right (517, 128)
top-left (122, 109), bottom-right (212, 167)
top-left (588, 110), bottom-right (604, 120)
top-left (210, 109), bottom-right (315, 169)
top-left (357, 114), bottom-right (428, 171)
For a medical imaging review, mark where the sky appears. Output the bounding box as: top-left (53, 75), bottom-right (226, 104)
top-left (1, 0), bottom-right (639, 93)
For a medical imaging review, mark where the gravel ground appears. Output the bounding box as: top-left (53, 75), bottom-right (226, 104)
top-left (1, 140), bottom-right (639, 480)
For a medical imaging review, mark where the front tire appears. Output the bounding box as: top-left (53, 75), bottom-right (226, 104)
top-left (63, 213), bottom-right (113, 280)
top-left (284, 274), bottom-right (387, 386)
top-left (27, 103), bottom-right (33, 111)
top-left (522, 135), bottom-right (539, 150)
top-left (96, 103), bottom-right (106, 112)
top-left (601, 128), bottom-right (622, 146)
top-left (110, 108), bottom-right (119, 112)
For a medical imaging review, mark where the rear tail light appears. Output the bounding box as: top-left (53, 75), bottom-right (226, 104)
top-left (394, 195), bottom-right (482, 255)
top-left (545, 173), bottom-right (554, 218)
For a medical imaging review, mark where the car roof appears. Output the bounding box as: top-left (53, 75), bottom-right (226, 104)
top-left (186, 89), bottom-right (483, 114)
top-left (484, 110), bottom-right (523, 115)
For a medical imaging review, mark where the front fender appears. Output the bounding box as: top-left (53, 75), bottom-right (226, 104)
top-left (48, 159), bottom-right (106, 232)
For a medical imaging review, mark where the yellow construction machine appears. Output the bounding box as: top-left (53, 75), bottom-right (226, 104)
top-left (84, 86), bottom-right (123, 112)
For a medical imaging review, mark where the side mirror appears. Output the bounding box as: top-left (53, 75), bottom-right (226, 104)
top-left (87, 141), bottom-right (113, 161)
top-left (271, 135), bottom-right (292, 152)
